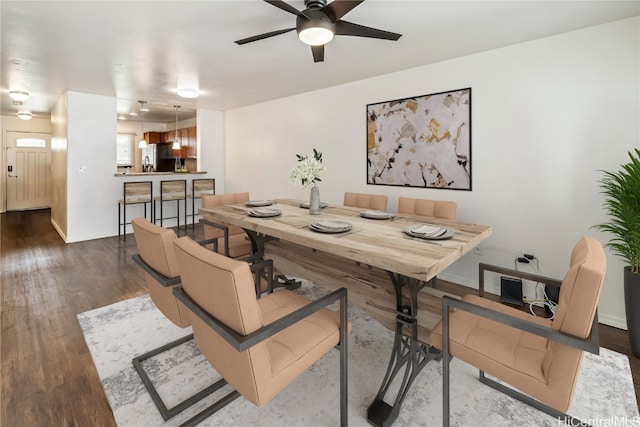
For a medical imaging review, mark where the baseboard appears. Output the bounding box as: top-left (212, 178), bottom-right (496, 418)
top-left (598, 313), bottom-right (627, 330)
top-left (50, 218), bottom-right (67, 242)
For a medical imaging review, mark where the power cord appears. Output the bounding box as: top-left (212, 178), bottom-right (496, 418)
top-left (514, 254), bottom-right (556, 319)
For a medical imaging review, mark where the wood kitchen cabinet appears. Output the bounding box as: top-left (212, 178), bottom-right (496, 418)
top-left (186, 127), bottom-right (197, 158)
top-left (178, 127), bottom-right (197, 158)
top-left (179, 128), bottom-right (189, 158)
top-left (144, 132), bottom-right (161, 144)
top-left (163, 130), bottom-right (176, 143)
top-left (188, 127), bottom-right (197, 156)
top-left (159, 126), bottom-right (197, 158)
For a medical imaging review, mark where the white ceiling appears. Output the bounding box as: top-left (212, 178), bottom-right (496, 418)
top-left (1, 1), bottom-right (638, 123)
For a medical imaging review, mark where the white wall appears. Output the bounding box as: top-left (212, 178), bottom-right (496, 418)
top-left (197, 109), bottom-right (225, 192)
top-left (66, 92), bottom-right (119, 242)
top-left (225, 17), bottom-right (640, 328)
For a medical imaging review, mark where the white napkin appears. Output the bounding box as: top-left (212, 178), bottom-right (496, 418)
top-left (249, 208), bottom-right (280, 216)
top-left (412, 225), bottom-right (446, 236)
top-left (312, 220), bottom-right (350, 230)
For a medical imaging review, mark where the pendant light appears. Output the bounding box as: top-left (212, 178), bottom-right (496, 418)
top-left (138, 101), bottom-right (147, 149)
top-left (172, 105), bottom-right (181, 172)
top-left (172, 105), bottom-right (181, 150)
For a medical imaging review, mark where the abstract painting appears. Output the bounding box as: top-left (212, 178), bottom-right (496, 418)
top-left (366, 88), bottom-right (471, 190)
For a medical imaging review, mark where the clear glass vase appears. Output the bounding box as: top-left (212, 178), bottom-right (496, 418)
top-left (309, 185), bottom-right (321, 215)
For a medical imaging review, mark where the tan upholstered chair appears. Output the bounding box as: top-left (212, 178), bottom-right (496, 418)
top-left (200, 192), bottom-right (252, 258)
top-left (172, 236), bottom-right (350, 426)
top-left (344, 191), bottom-right (388, 211)
top-left (131, 217), bottom-right (224, 420)
top-left (397, 197), bottom-right (457, 288)
top-left (430, 236), bottom-right (606, 426)
top-left (397, 196), bottom-right (457, 221)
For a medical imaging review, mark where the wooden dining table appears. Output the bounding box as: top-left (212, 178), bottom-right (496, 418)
top-left (199, 198), bottom-right (492, 426)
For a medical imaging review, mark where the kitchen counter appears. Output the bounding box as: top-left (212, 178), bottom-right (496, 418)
top-left (114, 171), bottom-right (207, 177)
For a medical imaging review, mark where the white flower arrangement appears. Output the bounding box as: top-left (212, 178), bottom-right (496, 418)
top-left (290, 148), bottom-right (325, 191)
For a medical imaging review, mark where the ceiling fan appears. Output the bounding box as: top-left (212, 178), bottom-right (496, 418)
top-left (234, 0), bottom-right (402, 63)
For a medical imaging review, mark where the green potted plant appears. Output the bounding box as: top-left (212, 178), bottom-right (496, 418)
top-left (593, 148), bottom-right (640, 357)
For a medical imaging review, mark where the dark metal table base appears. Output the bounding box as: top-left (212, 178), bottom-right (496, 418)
top-left (367, 272), bottom-right (442, 427)
top-left (245, 230), bottom-right (302, 291)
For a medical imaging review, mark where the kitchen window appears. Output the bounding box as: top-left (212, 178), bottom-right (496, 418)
top-left (116, 133), bottom-right (134, 166)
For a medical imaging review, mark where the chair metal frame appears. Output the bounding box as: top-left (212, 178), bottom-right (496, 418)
top-left (118, 181), bottom-right (153, 240)
top-left (132, 242), bottom-right (275, 422)
top-left (173, 285), bottom-right (349, 427)
top-left (440, 262), bottom-right (600, 427)
top-left (131, 253), bottom-right (226, 421)
top-left (154, 179), bottom-right (187, 232)
top-left (198, 218), bottom-right (231, 256)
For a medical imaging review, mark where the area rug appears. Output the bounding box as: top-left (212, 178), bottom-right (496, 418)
top-left (78, 281), bottom-right (639, 426)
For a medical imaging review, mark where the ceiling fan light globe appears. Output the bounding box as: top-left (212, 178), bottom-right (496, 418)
top-left (297, 17), bottom-right (335, 46)
top-left (299, 27), bottom-right (334, 46)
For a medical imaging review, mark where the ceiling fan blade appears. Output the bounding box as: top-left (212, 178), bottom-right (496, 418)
top-left (234, 28), bottom-right (295, 45)
top-left (264, 0), bottom-right (308, 18)
top-left (322, 0), bottom-right (364, 21)
top-left (311, 45), bottom-right (324, 63)
top-left (335, 20), bottom-right (402, 41)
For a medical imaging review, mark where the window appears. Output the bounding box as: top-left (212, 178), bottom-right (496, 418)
top-left (16, 137), bottom-right (47, 148)
top-left (116, 133), bottom-right (134, 165)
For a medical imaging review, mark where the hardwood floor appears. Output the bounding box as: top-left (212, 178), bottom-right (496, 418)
top-left (1, 209), bottom-right (638, 426)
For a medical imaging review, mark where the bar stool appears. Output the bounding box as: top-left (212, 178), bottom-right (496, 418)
top-left (118, 181), bottom-right (153, 240)
top-left (187, 178), bottom-right (215, 228)
top-left (154, 179), bottom-right (187, 233)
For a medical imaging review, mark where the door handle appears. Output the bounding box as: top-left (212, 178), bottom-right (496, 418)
top-left (8, 174), bottom-right (18, 178)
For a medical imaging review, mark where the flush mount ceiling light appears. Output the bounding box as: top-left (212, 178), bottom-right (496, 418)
top-left (17, 111), bottom-right (32, 120)
top-left (177, 88), bottom-right (199, 99)
top-left (138, 100), bottom-right (148, 149)
top-left (9, 90), bottom-right (30, 102)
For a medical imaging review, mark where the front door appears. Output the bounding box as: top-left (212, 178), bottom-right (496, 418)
top-left (6, 132), bottom-right (52, 211)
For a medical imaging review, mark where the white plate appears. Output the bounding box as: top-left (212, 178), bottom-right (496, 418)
top-left (299, 201), bottom-right (328, 209)
top-left (248, 208), bottom-right (281, 218)
top-left (246, 200), bottom-right (273, 207)
top-left (360, 210), bottom-right (395, 220)
top-left (310, 220), bottom-right (352, 233)
top-left (403, 223), bottom-right (454, 240)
